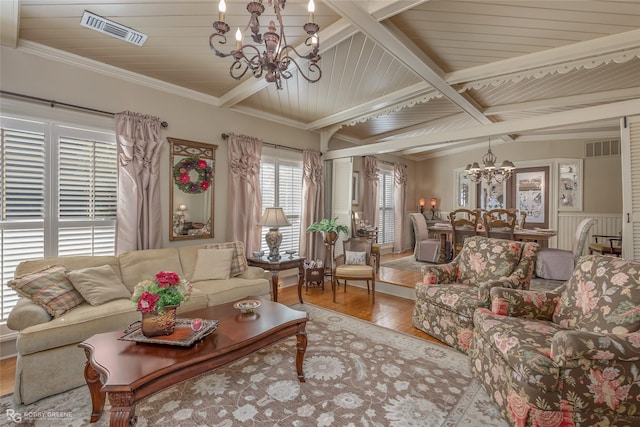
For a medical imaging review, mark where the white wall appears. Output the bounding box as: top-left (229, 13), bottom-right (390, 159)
top-left (0, 46), bottom-right (320, 247)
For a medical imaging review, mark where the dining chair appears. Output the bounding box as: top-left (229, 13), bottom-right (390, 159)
top-left (409, 213), bottom-right (441, 263)
top-left (483, 209), bottom-right (517, 240)
top-left (535, 217), bottom-right (596, 280)
top-left (449, 208), bottom-right (480, 258)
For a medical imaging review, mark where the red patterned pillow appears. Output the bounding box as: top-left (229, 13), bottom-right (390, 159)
top-left (7, 265), bottom-right (85, 317)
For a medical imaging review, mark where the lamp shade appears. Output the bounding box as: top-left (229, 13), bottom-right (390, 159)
top-left (258, 207), bottom-right (291, 228)
top-left (430, 198), bottom-right (438, 207)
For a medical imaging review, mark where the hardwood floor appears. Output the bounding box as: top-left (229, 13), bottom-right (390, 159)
top-left (0, 250), bottom-right (440, 399)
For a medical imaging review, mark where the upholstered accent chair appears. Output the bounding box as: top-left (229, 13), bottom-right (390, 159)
top-left (470, 255), bottom-right (640, 426)
top-left (483, 208), bottom-right (517, 240)
top-left (535, 217), bottom-right (596, 280)
top-left (333, 237), bottom-right (376, 303)
top-left (413, 236), bottom-right (540, 353)
top-left (409, 213), bottom-right (441, 263)
top-left (449, 208), bottom-right (480, 258)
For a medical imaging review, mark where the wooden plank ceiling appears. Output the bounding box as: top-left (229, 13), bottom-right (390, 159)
top-left (5, 0), bottom-right (640, 159)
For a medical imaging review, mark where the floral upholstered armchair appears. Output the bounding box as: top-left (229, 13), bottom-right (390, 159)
top-left (470, 255), bottom-right (640, 426)
top-left (412, 236), bottom-right (540, 353)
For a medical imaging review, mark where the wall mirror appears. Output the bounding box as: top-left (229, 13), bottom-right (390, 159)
top-left (168, 137), bottom-right (217, 241)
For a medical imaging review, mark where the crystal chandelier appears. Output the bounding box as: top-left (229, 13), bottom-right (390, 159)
top-left (209, 0), bottom-right (321, 90)
top-left (465, 140), bottom-right (516, 183)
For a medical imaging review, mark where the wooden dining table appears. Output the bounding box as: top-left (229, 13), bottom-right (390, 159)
top-left (427, 225), bottom-right (557, 264)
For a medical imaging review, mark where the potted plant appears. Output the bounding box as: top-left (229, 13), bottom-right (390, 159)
top-left (307, 217), bottom-right (349, 245)
top-left (131, 271), bottom-right (192, 337)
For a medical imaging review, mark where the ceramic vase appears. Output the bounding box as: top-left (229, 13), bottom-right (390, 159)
top-left (140, 305), bottom-right (178, 337)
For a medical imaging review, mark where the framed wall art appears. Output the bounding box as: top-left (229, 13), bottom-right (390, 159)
top-left (514, 167), bottom-right (549, 227)
top-left (558, 159), bottom-right (583, 211)
top-left (352, 171), bottom-right (360, 205)
top-left (478, 180), bottom-right (506, 210)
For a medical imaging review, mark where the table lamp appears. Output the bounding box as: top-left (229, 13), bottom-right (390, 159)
top-left (430, 198), bottom-right (438, 219)
top-left (418, 198), bottom-right (425, 214)
top-left (257, 207), bottom-right (291, 259)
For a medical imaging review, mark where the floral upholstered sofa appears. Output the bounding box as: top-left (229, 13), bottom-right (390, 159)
top-left (470, 255), bottom-right (640, 426)
top-left (413, 236), bottom-right (540, 353)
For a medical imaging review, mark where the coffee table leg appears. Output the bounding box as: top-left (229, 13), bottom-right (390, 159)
top-left (109, 392), bottom-right (137, 427)
top-left (83, 349), bottom-right (106, 423)
top-left (296, 322), bottom-right (307, 382)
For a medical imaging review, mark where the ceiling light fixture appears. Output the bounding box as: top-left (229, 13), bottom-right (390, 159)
top-left (209, 0), bottom-right (321, 90)
top-left (465, 140), bottom-right (516, 183)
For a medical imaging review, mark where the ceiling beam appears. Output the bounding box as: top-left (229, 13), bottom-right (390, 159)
top-left (323, 0), bottom-right (492, 127)
top-left (0, 0), bottom-right (20, 48)
top-left (325, 99), bottom-right (640, 159)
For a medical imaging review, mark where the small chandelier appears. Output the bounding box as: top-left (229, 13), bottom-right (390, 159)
top-left (465, 140), bottom-right (516, 183)
top-left (209, 0), bottom-right (321, 90)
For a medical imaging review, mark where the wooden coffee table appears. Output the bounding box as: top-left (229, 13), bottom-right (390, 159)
top-left (79, 297), bottom-right (308, 426)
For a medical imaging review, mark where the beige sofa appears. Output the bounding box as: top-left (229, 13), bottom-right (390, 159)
top-left (6, 242), bottom-right (270, 405)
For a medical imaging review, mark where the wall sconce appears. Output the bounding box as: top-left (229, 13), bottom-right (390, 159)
top-left (430, 198), bottom-right (438, 220)
top-left (418, 198), bottom-right (425, 214)
top-left (257, 207), bottom-right (291, 259)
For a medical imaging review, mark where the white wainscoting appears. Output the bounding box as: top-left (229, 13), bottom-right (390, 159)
top-left (557, 213), bottom-right (622, 253)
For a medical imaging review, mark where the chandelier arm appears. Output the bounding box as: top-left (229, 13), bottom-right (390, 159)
top-left (209, 33), bottom-right (232, 58)
top-left (278, 48), bottom-right (322, 83)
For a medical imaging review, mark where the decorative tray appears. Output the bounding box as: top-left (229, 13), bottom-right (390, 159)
top-left (120, 319), bottom-right (219, 347)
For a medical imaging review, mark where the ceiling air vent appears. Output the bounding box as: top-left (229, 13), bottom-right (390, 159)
top-left (80, 11), bottom-right (147, 46)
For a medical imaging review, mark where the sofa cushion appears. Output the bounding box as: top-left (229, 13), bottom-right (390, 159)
top-left (67, 265), bottom-right (131, 306)
top-left (474, 308), bottom-right (564, 392)
top-left (553, 255), bottom-right (640, 333)
top-left (15, 288), bottom-right (209, 356)
top-left (192, 277), bottom-right (270, 305)
top-left (118, 248), bottom-right (183, 292)
top-left (14, 255), bottom-right (121, 279)
top-left (457, 238), bottom-right (524, 284)
top-left (415, 282), bottom-right (485, 319)
top-left (191, 248), bottom-right (234, 282)
top-left (7, 265), bottom-right (85, 318)
top-left (6, 298), bottom-right (52, 331)
top-left (205, 241), bottom-right (248, 277)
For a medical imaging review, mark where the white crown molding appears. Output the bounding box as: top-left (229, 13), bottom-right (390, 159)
top-left (17, 40), bottom-right (222, 107)
top-left (447, 29), bottom-right (640, 86)
top-left (458, 48), bottom-right (640, 92)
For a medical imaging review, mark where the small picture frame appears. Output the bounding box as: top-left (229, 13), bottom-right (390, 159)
top-left (352, 171), bottom-right (359, 205)
top-left (558, 159), bottom-right (583, 211)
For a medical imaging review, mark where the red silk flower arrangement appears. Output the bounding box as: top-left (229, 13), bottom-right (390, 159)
top-left (131, 271), bottom-right (192, 314)
top-left (173, 157), bottom-right (213, 194)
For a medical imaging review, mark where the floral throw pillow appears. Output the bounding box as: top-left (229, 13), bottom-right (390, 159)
top-left (553, 255), bottom-right (640, 333)
top-left (7, 265), bottom-right (85, 317)
top-left (345, 251), bottom-right (366, 265)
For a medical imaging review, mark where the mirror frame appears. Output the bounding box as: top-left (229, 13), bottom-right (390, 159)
top-left (168, 137), bottom-right (217, 241)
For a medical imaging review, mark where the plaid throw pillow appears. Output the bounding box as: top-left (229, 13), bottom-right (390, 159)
top-left (7, 265), bottom-right (85, 318)
top-left (205, 241), bottom-right (248, 277)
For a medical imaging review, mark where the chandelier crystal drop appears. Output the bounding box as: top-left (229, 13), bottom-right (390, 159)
top-left (465, 140), bottom-right (516, 184)
top-left (209, 0), bottom-right (321, 90)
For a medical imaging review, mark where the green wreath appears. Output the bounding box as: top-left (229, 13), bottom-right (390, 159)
top-left (173, 157), bottom-right (213, 194)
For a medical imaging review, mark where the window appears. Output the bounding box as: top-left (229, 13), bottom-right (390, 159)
top-left (0, 116), bottom-right (116, 321)
top-left (259, 150), bottom-right (303, 253)
top-left (378, 167), bottom-right (395, 244)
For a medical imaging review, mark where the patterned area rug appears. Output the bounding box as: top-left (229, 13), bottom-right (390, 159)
top-left (0, 304), bottom-right (507, 426)
top-left (382, 256), bottom-right (564, 292)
